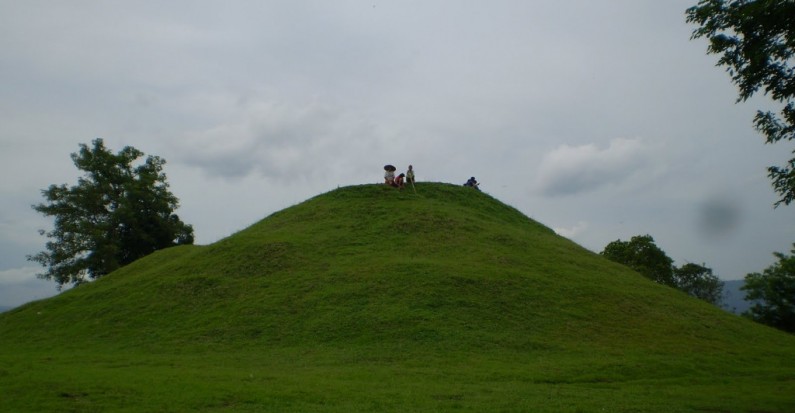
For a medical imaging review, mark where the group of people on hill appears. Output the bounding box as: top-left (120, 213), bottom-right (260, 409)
top-left (384, 164), bottom-right (414, 189)
top-left (383, 164), bottom-right (480, 191)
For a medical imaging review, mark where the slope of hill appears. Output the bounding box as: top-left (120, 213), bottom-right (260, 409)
top-left (1, 183), bottom-right (793, 412)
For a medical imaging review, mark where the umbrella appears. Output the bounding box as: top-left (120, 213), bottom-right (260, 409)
top-left (384, 164), bottom-right (396, 172)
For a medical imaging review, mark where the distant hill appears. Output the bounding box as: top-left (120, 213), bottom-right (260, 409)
top-left (0, 305), bottom-right (12, 313)
top-left (1, 183), bottom-right (793, 412)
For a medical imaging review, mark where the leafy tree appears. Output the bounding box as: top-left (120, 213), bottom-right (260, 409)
top-left (600, 235), bottom-right (676, 287)
top-left (673, 263), bottom-right (724, 305)
top-left (601, 235), bottom-right (725, 304)
top-left (686, 0), bottom-right (795, 207)
top-left (29, 139), bottom-right (194, 288)
top-left (741, 245), bottom-right (795, 333)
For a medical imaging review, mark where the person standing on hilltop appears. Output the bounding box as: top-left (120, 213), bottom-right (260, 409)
top-left (406, 165), bottom-right (415, 185)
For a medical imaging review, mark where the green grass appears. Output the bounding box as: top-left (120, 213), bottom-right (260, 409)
top-left (1, 183), bottom-right (794, 412)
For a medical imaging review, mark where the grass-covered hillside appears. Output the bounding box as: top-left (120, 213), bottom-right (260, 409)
top-left (1, 183), bottom-right (794, 412)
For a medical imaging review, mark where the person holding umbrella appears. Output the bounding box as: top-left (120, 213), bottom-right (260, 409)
top-left (384, 164), bottom-right (396, 185)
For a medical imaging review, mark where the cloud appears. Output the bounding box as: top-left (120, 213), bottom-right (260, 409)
top-left (174, 97), bottom-right (385, 182)
top-left (0, 266), bottom-right (41, 285)
top-left (534, 138), bottom-right (661, 197)
top-left (0, 266), bottom-right (60, 308)
top-left (554, 221), bottom-right (590, 239)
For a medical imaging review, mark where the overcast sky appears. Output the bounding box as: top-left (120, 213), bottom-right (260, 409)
top-left (2, 1), bottom-right (794, 309)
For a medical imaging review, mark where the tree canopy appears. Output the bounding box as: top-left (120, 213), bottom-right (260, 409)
top-left (601, 235), bottom-right (724, 305)
top-left (673, 263), bottom-right (724, 306)
top-left (29, 139), bottom-right (194, 288)
top-left (742, 245), bottom-right (795, 333)
top-left (601, 235), bottom-right (676, 287)
top-left (686, 0), bottom-right (795, 207)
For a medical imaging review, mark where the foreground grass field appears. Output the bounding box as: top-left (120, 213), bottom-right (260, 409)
top-left (2, 183), bottom-right (794, 412)
top-left (4, 347), bottom-right (794, 412)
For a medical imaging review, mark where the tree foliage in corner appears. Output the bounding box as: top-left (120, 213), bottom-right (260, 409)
top-left (741, 245), bottom-right (795, 333)
top-left (686, 0), bottom-right (795, 207)
top-left (29, 139), bottom-right (194, 288)
top-left (601, 235), bottom-right (724, 305)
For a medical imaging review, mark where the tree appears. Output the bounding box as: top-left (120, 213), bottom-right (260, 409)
top-left (600, 235), bottom-right (725, 304)
top-left (673, 263), bottom-right (724, 305)
top-left (741, 245), bottom-right (795, 333)
top-left (686, 0), bottom-right (795, 207)
top-left (600, 235), bottom-right (676, 287)
top-left (29, 139), bottom-right (194, 288)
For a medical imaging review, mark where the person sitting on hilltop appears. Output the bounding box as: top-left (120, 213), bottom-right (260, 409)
top-left (393, 173), bottom-right (406, 189)
top-left (384, 169), bottom-right (395, 186)
top-left (464, 177), bottom-right (480, 191)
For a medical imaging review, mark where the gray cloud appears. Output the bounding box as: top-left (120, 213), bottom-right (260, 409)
top-left (554, 221), bottom-right (590, 239)
top-left (0, 267), bottom-right (60, 308)
top-left (534, 138), bottom-right (663, 197)
top-left (174, 97), bottom-right (386, 182)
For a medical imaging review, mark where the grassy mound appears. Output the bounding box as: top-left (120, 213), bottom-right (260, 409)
top-left (1, 183), bottom-right (793, 412)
